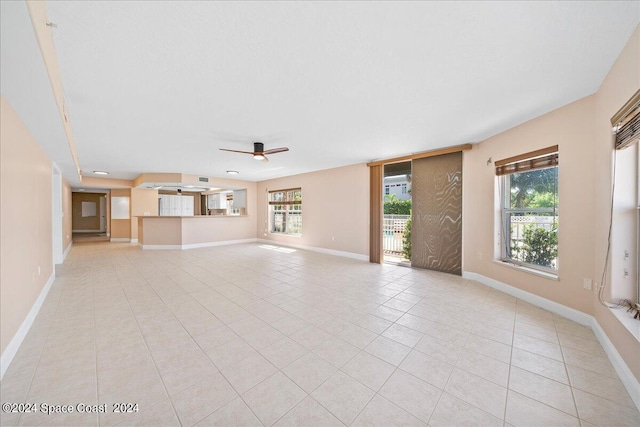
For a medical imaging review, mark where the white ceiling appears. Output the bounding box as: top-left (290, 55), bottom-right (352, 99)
top-left (16, 2), bottom-right (640, 182)
top-left (1, 1), bottom-right (81, 185)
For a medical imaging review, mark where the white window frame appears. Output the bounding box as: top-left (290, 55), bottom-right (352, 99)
top-left (269, 188), bottom-right (302, 236)
top-left (500, 166), bottom-right (559, 275)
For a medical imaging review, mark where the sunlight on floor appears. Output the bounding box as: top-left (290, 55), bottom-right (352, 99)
top-left (259, 244), bottom-right (297, 254)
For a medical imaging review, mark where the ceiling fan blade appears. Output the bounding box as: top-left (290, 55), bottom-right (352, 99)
top-left (261, 155), bottom-right (269, 163)
top-left (219, 148), bottom-right (256, 155)
top-left (263, 147), bottom-right (289, 155)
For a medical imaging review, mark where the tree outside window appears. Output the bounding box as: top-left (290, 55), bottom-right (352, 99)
top-left (502, 166), bottom-right (558, 272)
top-left (269, 188), bottom-right (302, 235)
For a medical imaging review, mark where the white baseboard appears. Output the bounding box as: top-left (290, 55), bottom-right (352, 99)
top-left (72, 229), bottom-right (102, 233)
top-left (257, 239), bottom-right (368, 262)
top-left (140, 238), bottom-right (258, 250)
top-left (63, 241), bottom-right (72, 261)
top-left (130, 239), bottom-right (138, 244)
top-left (0, 272), bottom-right (55, 379)
top-left (590, 318), bottom-right (640, 410)
top-left (462, 271), bottom-right (592, 326)
top-left (463, 270), bottom-right (639, 411)
top-left (110, 238), bottom-right (131, 242)
top-left (141, 244), bottom-right (182, 250)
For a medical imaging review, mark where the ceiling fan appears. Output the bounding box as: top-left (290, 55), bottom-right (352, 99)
top-left (219, 142), bottom-right (288, 162)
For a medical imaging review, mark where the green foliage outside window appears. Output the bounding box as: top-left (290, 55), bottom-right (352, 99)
top-left (511, 223), bottom-right (558, 268)
top-left (384, 199), bottom-right (412, 215)
top-left (402, 218), bottom-right (412, 260)
top-left (509, 168), bottom-right (557, 209)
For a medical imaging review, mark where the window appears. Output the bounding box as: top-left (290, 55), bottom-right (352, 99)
top-left (269, 188), bottom-right (302, 235)
top-left (385, 185), bottom-right (390, 195)
top-left (496, 146), bottom-right (559, 274)
top-left (402, 183), bottom-right (407, 194)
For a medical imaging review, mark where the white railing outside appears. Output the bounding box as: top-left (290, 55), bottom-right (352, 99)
top-left (383, 214), bottom-right (410, 254)
top-left (508, 215), bottom-right (558, 268)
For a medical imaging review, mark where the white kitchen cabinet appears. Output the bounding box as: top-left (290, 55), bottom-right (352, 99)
top-left (159, 194), bottom-right (194, 216)
top-left (207, 194), bottom-right (217, 209)
top-left (207, 193), bottom-right (227, 209)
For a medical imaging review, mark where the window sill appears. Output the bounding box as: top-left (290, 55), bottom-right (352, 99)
top-left (609, 305), bottom-right (640, 341)
top-left (492, 260), bottom-right (559, 281)
top-left (268, 233), bottom-right (302, 238)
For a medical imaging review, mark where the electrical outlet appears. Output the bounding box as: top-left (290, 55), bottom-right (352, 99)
top-left (477, 252), bottom-right (483, 260)
top-left (332, 236), bottom-right (335, 241)
top-left (583, 278), bottom-right (592, 291)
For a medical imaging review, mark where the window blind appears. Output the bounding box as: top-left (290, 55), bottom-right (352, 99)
top-left (612, 90), bottom-right (640, 150)
top-left (268, 188), bottom-right (302, 205)
top-left (495, 145), bottom-right (558, 176)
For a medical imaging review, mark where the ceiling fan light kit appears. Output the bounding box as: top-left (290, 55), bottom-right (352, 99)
top-left (220, 141), bottom-right (289, 163)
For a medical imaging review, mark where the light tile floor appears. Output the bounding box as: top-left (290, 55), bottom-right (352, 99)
top-left (1, 242), bottom-right (639, 427)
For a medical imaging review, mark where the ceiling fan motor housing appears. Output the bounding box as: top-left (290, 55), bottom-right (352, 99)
top-left (253, 142), bottom-right (264, 153)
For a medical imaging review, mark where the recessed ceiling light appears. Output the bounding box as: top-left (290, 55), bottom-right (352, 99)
top-left (227, 170), bottom-right (239, 175)
top-left (93, 171), bottom-right (109, 175)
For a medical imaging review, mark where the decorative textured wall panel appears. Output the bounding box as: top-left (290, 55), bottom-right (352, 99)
top-left (411, 152), bottom-right (462, 275)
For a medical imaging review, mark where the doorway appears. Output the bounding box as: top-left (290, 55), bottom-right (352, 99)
top-left (382, 161), bottom-right (412, 265)
top-left (378, 153), bottom-right (463, 274)
top-left (72, 190), bottom-right (110, 243)
top-left (99, 194), bottom-right (107, 232)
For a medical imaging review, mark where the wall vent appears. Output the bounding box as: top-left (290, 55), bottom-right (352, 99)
top-left (198, 177), bottom-right (209, 183)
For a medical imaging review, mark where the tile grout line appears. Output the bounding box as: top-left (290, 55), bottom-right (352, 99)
top-left (501, 299), bottom-right (518, 427)
top-left (267, 284), bottom-right (418, 427)
top-left (556, 315), bottom-right (583, 425)
top-left (426, 281), bottom-right (498, 426)
top-left (120, 276), bottom-right (183, 427)
top-left (7, 243), bottom-right (638, 426)
top-left (13, 279), bottom-right (65, 426)
top-left (165, 276), bottom-right (294, 427)
top-left (92, 270), bottom-right (100, 427)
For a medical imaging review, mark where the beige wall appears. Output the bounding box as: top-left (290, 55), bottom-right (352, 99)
top-left (463, 26), bottom-right (640, 381)
top-left (133, 173), bottom-right (181, 187)
top-left (62, 178), bottom-right (72, 252)
top-left (131, 188), bottom-right (159, 240)
top-left (138, 217), bottom-right (182, 245)
top-left (463, 96), bottom-right (596, 314)
top-left (82, 176), bottom-right (133, 189)
top-left (139, 216), bottom-right (256, 246)
top-left (257, 164), bottom-right (370, 257)
top-left (182, 216), bottom-right (256, 244)
top-left (0, 97), bottom-right (54, 354)
top-left (593, 26), bottom-right (640, 380)
top-left (111, 220), bottom-right (130, 239)
top-left (71, 192), bottom-right (103, 231)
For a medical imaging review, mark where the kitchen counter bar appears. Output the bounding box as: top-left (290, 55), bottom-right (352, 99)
top-left (138, 215), bottom-right (255, 249)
